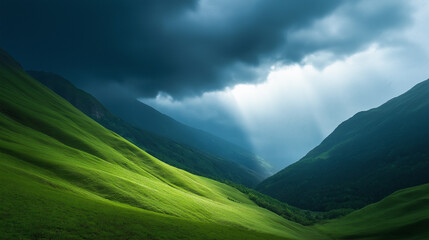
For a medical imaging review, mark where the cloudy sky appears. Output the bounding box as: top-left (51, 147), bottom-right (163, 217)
top-left (1, 0), bottom-right (428, 170)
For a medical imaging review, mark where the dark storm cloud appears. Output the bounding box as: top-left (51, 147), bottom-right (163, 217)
top-left (284, 0), bottom-right (413, 62)
top-left (0, 0), bottom-right (412, 97)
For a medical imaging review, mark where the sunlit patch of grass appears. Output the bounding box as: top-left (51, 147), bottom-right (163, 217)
top-left (0, 56), bottom-right (325, 239)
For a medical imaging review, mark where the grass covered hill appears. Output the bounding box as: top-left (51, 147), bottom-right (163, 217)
top-left (28, 71), bottom-right (262, 187)
top-left (0, 48), bottom-right (325, 239)
top-left (316, 183), bottom-right (429, 240)
top-left (257, 78), bottom-right (429, 211)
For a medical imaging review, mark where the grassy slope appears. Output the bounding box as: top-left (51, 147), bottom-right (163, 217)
top-left (317, 183), bottom-right (429, 240)
top-left (0, 158), bottom-right (296, 240)
top-left (28, 71), bottom-right (262, 187)
top-left (258, 79), bottom-right (429, 211)
top-left (0, 49), bottom-right (324, 239)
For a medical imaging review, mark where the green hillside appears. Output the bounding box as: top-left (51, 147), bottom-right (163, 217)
top-left (257, 78), bottom-right (429, 211)
top-left (0, 49), bottom-right (324, 239)
top-left (317, 183), bottom-right (429, 240)
top-left (28, 71), bottom-right (262, 187)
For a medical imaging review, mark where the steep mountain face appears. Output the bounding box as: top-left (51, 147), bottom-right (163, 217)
top-left (28, 71), bottom-right (262, 187)
top-left (0, 49), bottom-right (323, 240)
top-left (258, 79), bottom-right (429, 211)
top-left (95, 91), bottom-right (272, 177)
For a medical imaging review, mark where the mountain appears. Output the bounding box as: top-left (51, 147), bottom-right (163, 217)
top-left (0, 48), bottom-right (324, 239)
top-left (257, 79), bottom-right (429, 211)
top-left (2, 48), bottom-right (429, 240)
top-left (95, 90), bottom-right (272, 177)
top-left (28, 71), bottom-right (262, 187)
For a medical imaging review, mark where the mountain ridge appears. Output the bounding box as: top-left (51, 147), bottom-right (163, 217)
top-left (257, 78), bottom-right (429, 211)
top-left (29, 71), bottom-right (262, 187)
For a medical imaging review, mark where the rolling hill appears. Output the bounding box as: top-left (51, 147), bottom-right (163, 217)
top-left (0, 48), bottom-right (325, 239)
top-left (257, 78), bottom-right (429, 211)
top-left (28, 71), bottom-right (262, 187)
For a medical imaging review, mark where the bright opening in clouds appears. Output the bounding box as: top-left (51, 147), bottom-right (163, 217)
top-left (142, 0), bottom-right (429, 170)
